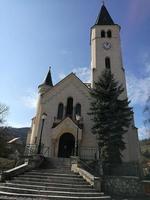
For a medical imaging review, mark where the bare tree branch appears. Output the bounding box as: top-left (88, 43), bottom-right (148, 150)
top-left (0, 103), bottom-right (9, 125)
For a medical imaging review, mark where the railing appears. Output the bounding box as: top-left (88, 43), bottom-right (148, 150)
top-left (143, 161), bottom-right (150, 180)
top-left (24, 144), bottom-right (51, 157)
top-left (79, 159), bottom-right (96, 175)
top-left (24, 144), bottom-right (37, 156)
top-left (42, 146), bottom-right (51, 157)
top-left (79, 147), bottom-right (97, 160)
top-left (78, 158), bottom-right (102, 177)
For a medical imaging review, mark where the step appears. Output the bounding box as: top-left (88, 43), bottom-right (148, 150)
top-left (0, 186), bottom-right (104, 197)
top-left (43, 166), bottom-right (71, 169)
top-left (32, 169), bottom-right (73, 173)
top-left (18, 173), bottom-right (83, 180)
top-left (45, 157), bottom-right (71, 165)
top-left (13, 176), bottom-right (87, 184)
top-left (0, 195), bottom-right (17, 200)
top-left (33, 167), bottom-right (71, 171)
top-left (10, 179), bottom-right (92, 188)
top-left (0, 157), bottom-right (111, 199)
top-left (0, 191), bottom-right (111, 199)
top-left (41, 162), bottom-right (71, 169)
top-left (27, 171), bottom-right (80, 177)
top-left (19, 174), bottom-right (83, 180)
top-left (3, 182), bottom-right (96, 192)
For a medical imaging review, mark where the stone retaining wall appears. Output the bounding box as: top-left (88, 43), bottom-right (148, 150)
top-left (104, 176), bottom-right (144, 197)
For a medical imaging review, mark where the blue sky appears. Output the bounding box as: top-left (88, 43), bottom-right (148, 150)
top-left (0, 0), bottom-right (150, 139)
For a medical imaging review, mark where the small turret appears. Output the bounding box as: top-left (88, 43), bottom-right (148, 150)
top-left (38, 67), bottom-right (53, 95)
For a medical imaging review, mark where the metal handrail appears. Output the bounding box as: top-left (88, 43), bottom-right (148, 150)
top-left (79, 146), bottom-right (97, 160)
top-left (78, 158), bottom-right (99, 176)
top-left (24, 144), bottom-right (51, 157)
top-left (24, 144), bottom-right (37, 156)
top-left (79, 159), bottom-right (93, 172)
top-left (43, 146), bottom-right (50, 157)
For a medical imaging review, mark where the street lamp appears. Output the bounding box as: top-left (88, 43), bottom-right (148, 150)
top-left (75, 114), bottom-right (81, 156)
top-left (37, 113), bottom-right (47, 154)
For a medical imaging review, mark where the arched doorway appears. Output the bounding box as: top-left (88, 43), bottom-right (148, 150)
top-left (58, 133), bottom-right (75, 158)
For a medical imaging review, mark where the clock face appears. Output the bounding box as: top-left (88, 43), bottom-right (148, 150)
top-left (103, 42), bottom-right (111, 50)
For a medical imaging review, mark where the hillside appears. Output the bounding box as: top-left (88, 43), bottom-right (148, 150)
top-left (8, 127), bottom-right (30, 143)
top-left (140, 139), bottom-right (150, 153)
top-left (140, 139), bottom-right (150, 162)
top-left (0, 127), bottom-right (30, 144)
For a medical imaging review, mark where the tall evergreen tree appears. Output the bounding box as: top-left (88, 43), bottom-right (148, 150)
top-left (89, 69), bottom-right (133, 164)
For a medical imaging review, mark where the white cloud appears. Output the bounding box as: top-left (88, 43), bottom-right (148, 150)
top-left (138, 126), bottom-right (150, 140)
top-left (72, 67), bottom-right (91, 83)
top-left (143, 52), bottom-right (150, 73)
top-left (126, 72), bottom-right (150, 106)
top-left (58, 67), bottom-right (91, 83)
top-left (126, 52), bottom-right (150, 106)
top-left (8, 121), bottom-right (31, 128)
top-left (21, 90), bottom-right (38, 109)
top-left (58, 73), bottom-right (66, 80)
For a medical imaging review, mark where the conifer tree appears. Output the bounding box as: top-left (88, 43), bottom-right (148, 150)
top-left (89, 69), bottom-right (133, 164)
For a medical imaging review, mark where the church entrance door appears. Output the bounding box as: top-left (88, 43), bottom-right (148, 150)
top-left (58, 133), bottom-right (75, 158)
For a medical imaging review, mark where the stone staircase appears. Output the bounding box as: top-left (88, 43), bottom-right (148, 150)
top-left (0, 158), bottom-right (111, 199)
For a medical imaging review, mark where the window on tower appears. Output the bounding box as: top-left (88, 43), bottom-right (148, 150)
top-left (57, 103), bottom-right (64, 119)
top-left (101, 30), bottom-right (105, 38)
top-left (107, 30), bottom-right (112, 38)
top-left (105, 57), bottom-right (111, 69)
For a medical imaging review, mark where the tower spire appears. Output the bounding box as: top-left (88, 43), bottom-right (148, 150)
top-left (95, 4), bottom-right (114, 25)
top-left (38, 67), bottom-right (53, 94)
top-left (43, 67), bottom-right (53, 86)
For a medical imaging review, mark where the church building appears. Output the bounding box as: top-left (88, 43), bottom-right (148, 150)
top-left (26, 5), bottom-right (140, 163)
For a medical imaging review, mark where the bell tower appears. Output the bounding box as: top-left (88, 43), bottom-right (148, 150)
top-left (91, 4), bottom-right (126, 93)
top-left (90, 4), bottom-right (141, 163)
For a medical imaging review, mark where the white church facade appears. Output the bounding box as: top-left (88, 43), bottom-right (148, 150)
top-left (26, 5), bottom-right (140, 163)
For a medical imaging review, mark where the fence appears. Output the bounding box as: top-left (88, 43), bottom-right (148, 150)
top-left (79, 147), bottom-right (97, 160)
top-left (24, 144), bottom-right (51, 157)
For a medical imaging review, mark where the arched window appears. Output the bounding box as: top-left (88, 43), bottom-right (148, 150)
top-left (105, 57), bottom-right (111, 69)
top-left (101, 30), bottom-right (105, 38)
top-left (57, 103), bottom-right (64, 119)
top-left (66, 97), bottom-right (73, 118)
top-left (107, 30), bottom-right (112, 38)
top-left (75, 103), bottom-right (81, 116)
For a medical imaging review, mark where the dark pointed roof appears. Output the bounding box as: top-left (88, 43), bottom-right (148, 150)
top-left (44, 68), bottom-right (53, 86)
top-left (95, 5), bottom-right (114, 25)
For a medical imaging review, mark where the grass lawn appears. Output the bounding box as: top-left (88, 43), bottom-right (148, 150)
top-left (0, 157), bottom-right (15, 170)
